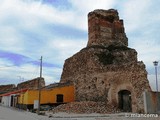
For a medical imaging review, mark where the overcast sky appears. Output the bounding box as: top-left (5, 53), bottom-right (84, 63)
top-left (0, 0), bottom-right (160, 91)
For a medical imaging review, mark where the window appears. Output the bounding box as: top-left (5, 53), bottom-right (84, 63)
top-left (56, 94), bottom-right (63, 103)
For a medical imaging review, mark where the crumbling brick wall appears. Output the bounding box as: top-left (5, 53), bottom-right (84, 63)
top-left (60, 9), bottom-right (151, 113)
top-left (0, 84), bottom-right (16, 94)
top-left (17, 77), bottom-right (45, 90)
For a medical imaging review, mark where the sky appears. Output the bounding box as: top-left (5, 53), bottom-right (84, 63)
top-left (0, 0), bottom-right (160, 91)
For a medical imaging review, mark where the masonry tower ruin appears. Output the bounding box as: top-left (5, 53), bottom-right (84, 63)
top-left (60, 9), bottom-right (151, 112)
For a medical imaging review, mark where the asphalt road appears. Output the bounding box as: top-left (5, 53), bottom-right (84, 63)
top-left (0, 106), bottom-right (43, 120)
top-left (0, 105), bottom-right (160, 120)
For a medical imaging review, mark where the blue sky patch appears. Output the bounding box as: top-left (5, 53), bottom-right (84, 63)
top-left (0, 50), bottom-right (60, 68)
top-left (0, 50), bottom-right (30, 66)
top-left (42, 0), bottom-right (72, 10)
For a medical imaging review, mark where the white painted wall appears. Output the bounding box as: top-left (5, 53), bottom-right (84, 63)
top-left (1, 95), bottom-right (11, 107)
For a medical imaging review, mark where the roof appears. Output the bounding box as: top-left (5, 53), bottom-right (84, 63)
top-left (0, 88), bottom-right (28, 97)
top-left (42, 82), bottom-right (73, 90)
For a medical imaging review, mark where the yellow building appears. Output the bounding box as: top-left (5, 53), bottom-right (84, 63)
top-left (17, 83), bottom-right (75, 110)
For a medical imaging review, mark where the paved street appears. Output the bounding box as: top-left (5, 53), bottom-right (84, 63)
top-left (0, 106), bottom-right (44, 120)
top-left (0, 106), bottom-right (160, 120)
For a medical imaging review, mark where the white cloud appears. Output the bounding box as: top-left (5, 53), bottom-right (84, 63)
top-left (0, 0), bottom-right (160, 90)
top-left (70, 0), bottom-right (115, 12)
top-left (0, 0), bottom-right (87, 54)
top-left (120, 0), bottom-right (152, 33)
top-left (43, 66), bottom-right (62, 84)
top-left (68, 0), bottom-right (116, 30)
top-left (0, 60), bottom-right (61, 85)
top-left (45, 38), bottom-right (87, 66)
top-left (0, 63), bottom-right (39, 84)
top-left (0, 0), bottom-right (115, 58)
top-left (117, 0), bottom-right (160, 76)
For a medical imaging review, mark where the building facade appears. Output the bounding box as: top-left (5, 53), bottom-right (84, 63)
top-left (0, 83), bottom-right (75, 110)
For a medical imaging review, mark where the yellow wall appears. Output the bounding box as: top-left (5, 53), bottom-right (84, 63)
top-left (50, 85), bottom-right (75, 103)
top-left (18, 92), bottom-right (28, 104)
top-left (18, 85), bottom-right (75, 105)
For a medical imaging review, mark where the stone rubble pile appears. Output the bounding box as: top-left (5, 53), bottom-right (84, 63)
top-left (52, 101), bottom-right (119, 114)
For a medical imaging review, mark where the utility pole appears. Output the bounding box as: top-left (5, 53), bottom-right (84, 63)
top-left (37, 56), bottom-right (42, 115)
top-left (17, 76), bottom-right (24, 109)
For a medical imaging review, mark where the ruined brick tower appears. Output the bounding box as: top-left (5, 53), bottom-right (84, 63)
top-left (87, 9), bottom-right (128, 47)
top-left (60, 9), bottom-right (151, 113)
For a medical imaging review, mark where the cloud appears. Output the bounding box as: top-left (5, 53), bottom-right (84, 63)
top-left (0, 0), bottom-right (160, 90)
top-left (116, 0), bottom-right (160, 90)
top-left (0, 0), bottom-right (86, 55)
top-left (42, 0), bottom-right (72, 9)
top-left (0, 50), bottom-right (30, 66)
top-left (0, 64), bottom-right (39, 85)
top-left (0, 58), bottom-right (61, 85)
top-left (69, 0), bottom-right (115, 11)
top-left (118, 0), bottom-right (152, 32)
top-left (47, 38), bottom-right (87, 64)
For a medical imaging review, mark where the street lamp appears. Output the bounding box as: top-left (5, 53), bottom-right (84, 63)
top-left (153, 61), bottom-right (158, 92)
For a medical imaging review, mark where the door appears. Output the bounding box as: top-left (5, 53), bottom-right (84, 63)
top-left (10, 95), bottom-right (14, 107)
top-left (118, 90), bottom-right (132, 112)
